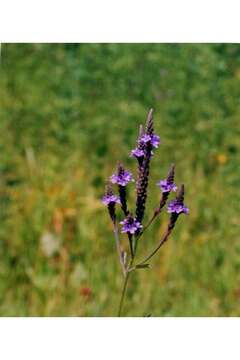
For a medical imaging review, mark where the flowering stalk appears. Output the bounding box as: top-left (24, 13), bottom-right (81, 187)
top-left (102, 108), bottom-right (188, 316)
top-left (131, 124), bottom-right (145, 167)
top-left (130, 185), bottom-right (188, 271)
top-left (110, 164), bottom-right (134, 257)
top-left (116, 164), bottom-right (130, 216)
top-left (141, 164), bottom-right (177, 234)
top-left (102, 183), bottom-right (126, 276)
top-left (135, 109), bottom-right (156, 225)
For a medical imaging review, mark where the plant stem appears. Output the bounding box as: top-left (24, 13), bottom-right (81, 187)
top-left (117, 256), bottom-right (135, 316)
top-left (128, 234), bottom-right (134, 259)
top-left (139, 192), bottom-right (170, 238)
top-left (117, 220), bottom-right (173, 315)
top-left (118, 270), bottom-right (130, 316)
top-left (129, 227), bottom-right (172, 271)
top-left (140, 210), bottom-right (159, 236)
top-left (113, 223), bottom-right (126, 276)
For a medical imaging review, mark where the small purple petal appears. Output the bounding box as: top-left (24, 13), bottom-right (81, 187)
top-left (140, 133), bottom-right (160, 149)
top-left (151, 134), bottom-right (160, 148)
top-left (167, 200), bottom-right (189, 214)
top-left (130, 148), bottom-right (145, 158)
top-left (140, 134), bottom-right (152, 143)
top-left (110, 170), bottom-right (134, 186)
top-left (120, 216), bottom-right (142, 234)
top-left (182, 206), bottom-right (189, 214)
top-left (157, 179), bottom-right (177, 193)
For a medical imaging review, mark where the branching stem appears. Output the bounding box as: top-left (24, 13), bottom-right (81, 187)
top-left (117, 260), bottom-right (133, 316)
top-left (129, 226), bottom-right (172, 272)
top-left (139, 209), bottom-right (160, 237)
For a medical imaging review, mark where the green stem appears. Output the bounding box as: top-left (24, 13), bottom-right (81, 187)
top-left (117, 258), bottom-right (134, 316)
top-left (128, 234), bottom-right (134, 259)
top-left (118, 271), bottom-right (130, 316)
top-left (138, 208), bottom-right (160, 240)
top-left (129, 227), bottom-right (172, 271)
top-left (113, 223), bottom-right (126, 276)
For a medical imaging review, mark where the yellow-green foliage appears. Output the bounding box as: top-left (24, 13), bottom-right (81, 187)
top-left (0, 44), bottom-right (240, 315)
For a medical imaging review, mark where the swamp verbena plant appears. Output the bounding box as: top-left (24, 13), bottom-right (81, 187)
top-left (102, 109), bottom-right (189, 316)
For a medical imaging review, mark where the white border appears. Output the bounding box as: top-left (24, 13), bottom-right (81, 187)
top-left (0, 318), bottom-right (239, 360)
top-left (1, 0), bottom-right (240, 42)
top-left (1, 2), bottom-right (240, 359)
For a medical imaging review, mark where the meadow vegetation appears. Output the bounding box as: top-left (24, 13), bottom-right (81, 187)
top-left (1, 44), bottom-right (240, 315)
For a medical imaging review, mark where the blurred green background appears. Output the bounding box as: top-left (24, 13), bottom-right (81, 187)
top-left (1, 44), bottom-right (240, 316)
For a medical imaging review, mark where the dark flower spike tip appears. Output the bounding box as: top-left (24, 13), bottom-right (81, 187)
top-left (157, 164), bottom-right (177, 194)
top-left (138, 124), bottom-right (144, 139)
top-left (102, 183), bottom-right (120, 205)
top-left (130, 125), bottom-right (146, 173)
top-left (135, 111), bottom-right (156, 224)
top-left (130, 125), bottom-right (145, 159)
top-left (167, 184), bottom-right (189, 215)
top-left (143, 109), bottom-right (160, 150)
top-left (167, 163), bottom-right (175, 184)
top-left (102, 183), bottom-right (120, 206)
top-left (145, 108), bottom-right (154, 136)
top-left (167, 184), bottom-right (189, 230)
top-left (116, 163), bottom-right (130, 216)
top-left (102, 183), bottom-right (120, 223)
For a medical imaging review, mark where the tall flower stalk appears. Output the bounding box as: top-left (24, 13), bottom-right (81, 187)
top-left (102, 109), bottom-right (189, 316)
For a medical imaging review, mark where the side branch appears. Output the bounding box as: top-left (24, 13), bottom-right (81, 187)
top-left (129, 226), bottom-right (173, 271)
top-left (138, 208), bottom-right (161, 238)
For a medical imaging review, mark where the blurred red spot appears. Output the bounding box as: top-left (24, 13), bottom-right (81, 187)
top-left (80, 286), bottom-right (92, 299)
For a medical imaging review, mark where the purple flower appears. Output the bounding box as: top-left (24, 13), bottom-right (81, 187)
top-left (141, 134), bottom-right (152, 143)
top-left (157, 179), bottom-right (177, 193)
top-left (130, 125), bottom-right (145, 162)
top-left (135, 109), bottom-right (156, 224)
top-left (110, 169), bottom-right (133, 186)
top-left (167, 185), bottom-right (189, 231)
top-left (120, 215), bottom-right (142, 234)
top-left (102, 194), bottom-right (121, 206)
top-left (130, 148), bottom-right (145, 158)
top-left (157, 164), bottom-right (176, 211)
top-left (167, 200), bottom-right (189, 214)
top-left (102, 183), bottom-right (120, 223)
top-left (140, 133), bottom-right (160, 149)
top-left (151, 134), bottom-right (160, 148)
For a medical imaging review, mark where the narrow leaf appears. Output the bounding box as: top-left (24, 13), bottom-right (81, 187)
top-left (136, 263), bottom-right (150, 269)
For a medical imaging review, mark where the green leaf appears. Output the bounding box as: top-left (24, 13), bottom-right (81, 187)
top-left (136, 264), bottom-right (150, 269)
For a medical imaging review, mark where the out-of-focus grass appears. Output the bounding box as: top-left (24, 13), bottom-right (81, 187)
top-left (0, 44), bottom-right (240, 316)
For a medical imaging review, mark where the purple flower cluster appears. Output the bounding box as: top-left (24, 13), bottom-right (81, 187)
top-left (167, 200), bottom-right (189, 214)
top-left (102, 108), bottom-right (189, 281)
top-left (102, 193), bottom-right (120, 206)
top-left (110, 169), bottom-right (133, 186)
top-left (111, 164), bottom-right (131, 216)
top-left (141, 134), bottom-right (160, 148)
top-left (131, 128), bottom-right (160, 160)
top-left (102, 183), bottom-right (120, 223)
top-left (157, 179), bottom-right (177, 193)
top-left (167, 184), bottom-right (189, 231)
top-left (102, 108), bottom-right (190, 316)
top-left (130, 148), bottom-right (145, 158)
top-left (135, 109), bottom-right (160, 224)
top-left (120, 215), bottom-right (142, 234)
top-left (155, 164), bottom-right (177, 213)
